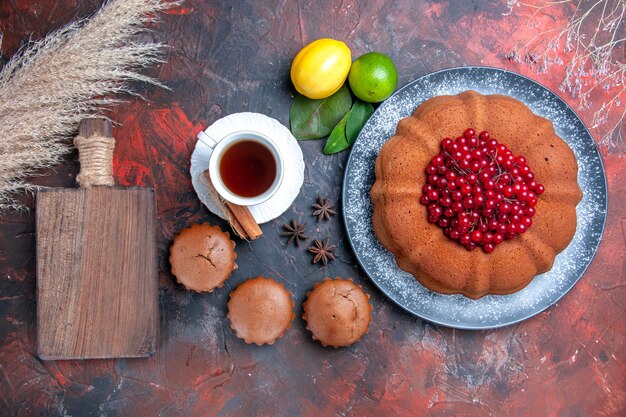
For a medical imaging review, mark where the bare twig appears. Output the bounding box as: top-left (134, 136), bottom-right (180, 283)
top-left (506, 0), bottom-right (626, 155)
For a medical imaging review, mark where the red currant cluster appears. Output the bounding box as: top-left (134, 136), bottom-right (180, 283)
top-left (420, 128), bottom-right (545, 253)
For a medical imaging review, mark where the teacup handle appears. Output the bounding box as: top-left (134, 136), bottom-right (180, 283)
top-left (197, 130), bottom-right (218, 149)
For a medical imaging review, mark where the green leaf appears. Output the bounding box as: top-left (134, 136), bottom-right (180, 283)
top-left (290, 85), bottom-right (352, 140)
top-left (323, 110), bottom-right (351, 154)
top-left (346, 100), bottom-right (374, 145)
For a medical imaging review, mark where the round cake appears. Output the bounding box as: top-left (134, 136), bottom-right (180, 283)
top-left (227, 276), bottom-right (294, 345)
top-left (169, 223), bottom-right (237, 292)
top-left (302, 278), bottom-right (372, 348)
top-left (370, 90), bottom-right (582, 299)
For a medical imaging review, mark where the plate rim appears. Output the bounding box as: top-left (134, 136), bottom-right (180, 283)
top-left (342, 65), bottom-right (608, 330)
top-left (190, 111), bottom-right (305, 224)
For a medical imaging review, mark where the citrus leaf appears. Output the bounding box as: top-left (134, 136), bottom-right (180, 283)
top-left (290, 85), bottom-right (352, 140)
top-left (323, 110), bottom-right (351, 154)
top-left (346, 100), bottom-right (374, 145)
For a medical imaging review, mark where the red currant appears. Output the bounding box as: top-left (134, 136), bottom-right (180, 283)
top-left (421, 128), bottom-right (543, 253)
top-left (471, 230), bottom-right (482, 243)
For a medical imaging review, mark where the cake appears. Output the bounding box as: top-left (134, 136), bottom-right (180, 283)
top-left (227, 276), bottom-right (294, 345)
top-left (302, 278), bottom-right (372, 348)
top-left (169, 223), bottom-right (237, 292)
top-left (370, 91), bottom-right (582, 299)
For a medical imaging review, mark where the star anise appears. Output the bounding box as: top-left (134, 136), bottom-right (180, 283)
top-left (308, 237), bottom-right (336, 265)
top-left (281, 219), bottom-right (308, 247)
top-left (312, 196), bottom-right (336, 222)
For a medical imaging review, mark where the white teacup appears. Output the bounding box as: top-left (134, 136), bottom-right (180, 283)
top-left (197, 129), bottom-right (284, 206)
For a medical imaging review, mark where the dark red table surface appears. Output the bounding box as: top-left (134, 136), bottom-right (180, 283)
top-left (1, 1), bottom-right (624, 416)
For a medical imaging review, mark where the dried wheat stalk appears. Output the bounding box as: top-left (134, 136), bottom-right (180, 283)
top-left (0, 0), bottom-right (178, 212)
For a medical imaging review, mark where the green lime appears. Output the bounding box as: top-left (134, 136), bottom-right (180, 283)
top-left (348, 52), bottom-right (398, 103)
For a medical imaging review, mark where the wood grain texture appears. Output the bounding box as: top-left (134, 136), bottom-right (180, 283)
top-left (79, 117), bottom-right (112, 138)
top-left (1, 1), bottom-right (624, 416)
top-left (36, 187), bottom-right (158, 359)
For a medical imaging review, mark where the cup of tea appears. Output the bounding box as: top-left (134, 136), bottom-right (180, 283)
top-left (198, 130), bottom-right (284, 206)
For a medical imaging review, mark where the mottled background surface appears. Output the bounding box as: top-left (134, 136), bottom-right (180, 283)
top-left (0, 1), bottom-right (624, 416)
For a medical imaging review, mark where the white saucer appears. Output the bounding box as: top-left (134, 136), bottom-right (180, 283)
top-left (190, 112), bottom-right (305, 224)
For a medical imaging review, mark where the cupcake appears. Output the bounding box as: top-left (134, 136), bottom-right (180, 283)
top-left (169, 223), bottom-right (237, 292)
top-left (227, 276), bottom-right (294, 345)
top-left (302, 278), bottom-right (372, 348)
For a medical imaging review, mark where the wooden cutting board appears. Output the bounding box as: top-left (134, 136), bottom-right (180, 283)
top-left (36, 119), bottom-right (158, 360)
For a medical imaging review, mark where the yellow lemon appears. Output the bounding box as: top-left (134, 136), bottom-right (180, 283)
top-left (290, 39), bottom-right (351, 99)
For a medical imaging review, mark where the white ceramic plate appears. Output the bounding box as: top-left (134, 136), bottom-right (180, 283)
top-left (190, 112), bottom-right (305, 223)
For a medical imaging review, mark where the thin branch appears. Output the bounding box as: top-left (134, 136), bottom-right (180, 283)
top-left (506, 0), bottom-right (626, 155)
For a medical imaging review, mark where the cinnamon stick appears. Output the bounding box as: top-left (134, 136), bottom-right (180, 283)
top-left (203, 170), bottom-right (262, 240)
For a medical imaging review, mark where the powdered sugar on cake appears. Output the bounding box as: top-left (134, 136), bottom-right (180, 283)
top-left (342, 67), bottom-right (606, 329)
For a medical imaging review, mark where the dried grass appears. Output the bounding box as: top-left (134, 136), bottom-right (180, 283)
top-left (0, 0), bottom-right (178, 212)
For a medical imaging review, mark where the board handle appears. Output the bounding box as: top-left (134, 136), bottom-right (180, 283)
top-left (74, 118), bottom-right (115, 188)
